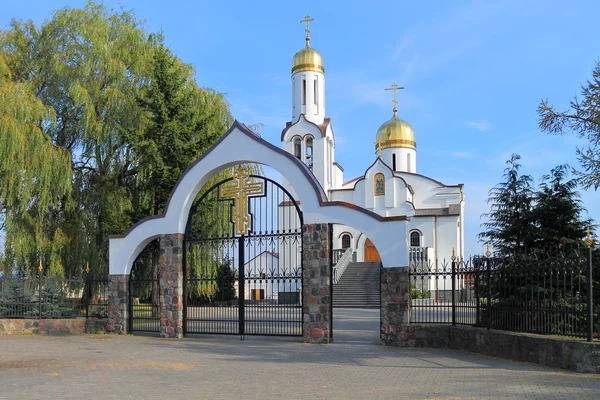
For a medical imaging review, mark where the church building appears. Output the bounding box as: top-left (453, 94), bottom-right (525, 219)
top-left (280, 16), bottom-right (465, 268)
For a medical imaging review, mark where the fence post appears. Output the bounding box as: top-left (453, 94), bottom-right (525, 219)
top-left (451, 248), bottom-right (456, 326)
top-left (38, 260), bottom-right (43, 320)
top-left (486, 244), bottom-right (491, 330)
top-left (474, 257), bottom-right (480, 326)
top-left (585, 228), bottom-right (594, 342)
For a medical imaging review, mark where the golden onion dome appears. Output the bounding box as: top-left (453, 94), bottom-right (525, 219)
top-left (375, 115), bottom-right (416, 151)
top-left (292, 45), bottom-right (324, 74)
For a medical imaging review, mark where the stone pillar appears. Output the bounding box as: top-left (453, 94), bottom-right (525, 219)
top-left (380, 267), bottom-right (410, 346)
top-left (302, 223), bottom-right (332, 344)
top-left (159, 233), bottom-right (184, 339)
top-left (107, 274), bottom-right (128, 334)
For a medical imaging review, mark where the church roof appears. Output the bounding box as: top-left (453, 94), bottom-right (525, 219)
top-left (281, 115), bottom-right (331, 141)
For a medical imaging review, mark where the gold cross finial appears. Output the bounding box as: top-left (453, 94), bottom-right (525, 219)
top-left (300, 14), bottom-right (314, 47)
top-left (375, 138), bottom-right (382, 157)
top-left (38, 259), bottom-right (43, 272)
top-left (485, 242), bottom-right (492, 258)
top-left (384, 82), bottom-right (405, 119)
top-left (86, 262), bottom-right (90, 274)
top-left (585, 226), bottom-right (593, 248)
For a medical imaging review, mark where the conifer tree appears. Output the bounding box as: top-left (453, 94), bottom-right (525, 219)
top-left (538, 61), bottom-right (600, 190)
top-left (479, 154), bottom-right (535, 254)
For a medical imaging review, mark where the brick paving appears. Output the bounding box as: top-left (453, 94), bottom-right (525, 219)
top-left (1, 309), bottom-right (599, 400)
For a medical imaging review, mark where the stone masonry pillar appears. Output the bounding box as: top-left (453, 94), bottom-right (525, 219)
top-left (159, 233), bottom-right (184, 339)
top-left (107, 274), bottom-right (128, 334)
top-left (302, 223), bottom-right (332, 344)
top-left (380, 267), bottom-right (411, 346)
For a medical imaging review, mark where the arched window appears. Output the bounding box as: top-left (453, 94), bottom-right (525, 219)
top-left (407, 153), bottom-right (411, 173)
top-left (293, 137), bottom-right (302, 160)
top-left (341, 234), bottom-right (351, 249)
top-left (410, 231), bottom-right (421, 247)
top-left (305, 137), bottom-right (313, 170)
top-left (392, 153), bottom-right (397, 171)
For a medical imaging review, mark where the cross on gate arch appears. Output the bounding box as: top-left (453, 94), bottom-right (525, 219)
top-left (219, 168), bottom-right (265, 236)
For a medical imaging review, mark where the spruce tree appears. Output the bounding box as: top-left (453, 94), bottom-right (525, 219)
top-left (533, 164), bottom-right (590, 249)
top-left (480, 154), bottom-right (535, 254)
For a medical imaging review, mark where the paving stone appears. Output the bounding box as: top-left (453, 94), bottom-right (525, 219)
top-left (1, 309), bottom-right (599, 400)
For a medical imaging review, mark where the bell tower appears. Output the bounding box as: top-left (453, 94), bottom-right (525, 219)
top-left (291, 14), bottom-right (326, 125)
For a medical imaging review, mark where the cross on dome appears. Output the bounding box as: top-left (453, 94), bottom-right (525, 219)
top-left (300, 14), bottom-right (314, 47)
top-left (384, 82), bottom-right (405, 119)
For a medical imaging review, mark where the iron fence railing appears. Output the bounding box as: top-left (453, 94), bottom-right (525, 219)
top-left (409, 248), bottom-right (598, 341)
top-left (0, 273), bottom-right (108, 319)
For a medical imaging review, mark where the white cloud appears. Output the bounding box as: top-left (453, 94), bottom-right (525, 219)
top-left (466, 120), bottom-right (491, 131)
top-left (451, 151), bottom-right (473, 158)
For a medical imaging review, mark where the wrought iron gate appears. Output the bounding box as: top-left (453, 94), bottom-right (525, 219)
top-left (129, 276), bottom-right (161, 333)
top-left (184, 169), bottom-right (303, 337)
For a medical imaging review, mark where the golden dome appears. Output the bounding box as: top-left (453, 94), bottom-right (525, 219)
top-left (375, 116), bottom-right (416, 151)
top-left (292, 45), bottom-right (324, 74)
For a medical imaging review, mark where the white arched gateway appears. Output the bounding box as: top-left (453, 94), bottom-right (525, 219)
top-left (107, 121), bottom-right (410, 342)
top-left (109, 121), bottom-right (408, 276)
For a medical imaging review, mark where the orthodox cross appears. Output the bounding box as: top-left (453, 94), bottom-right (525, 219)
top-left (301, 14), bottom-right (314, 46)
top-left (375, 137), bottom-right (383, 157)
top-left (220, 168), bottom-right (265, 236)
top-left (384, 82), bottom-right (404, 118)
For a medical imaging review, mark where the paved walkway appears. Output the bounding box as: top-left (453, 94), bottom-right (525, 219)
top-left (1, 309), bottom-right (599, 399)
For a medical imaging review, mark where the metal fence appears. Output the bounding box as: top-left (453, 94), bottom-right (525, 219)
top-left (0, 273), bottom-right (109, 319)
top-left (409, 248), bottom-right (598, 341)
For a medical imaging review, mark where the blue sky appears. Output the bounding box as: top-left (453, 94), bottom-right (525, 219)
top-left (2, 0), bottom-right (599, 255)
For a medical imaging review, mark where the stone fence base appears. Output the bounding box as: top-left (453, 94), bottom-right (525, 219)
top-left (0, 318), bottom-right (111, 336)
top-left (394, 325), bottom-right (600, 374)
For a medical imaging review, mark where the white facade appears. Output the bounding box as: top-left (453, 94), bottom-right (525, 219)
top-left (280, 34), bottom-right (466, 291)
top-left (241, 251), bottom-right (301, 303)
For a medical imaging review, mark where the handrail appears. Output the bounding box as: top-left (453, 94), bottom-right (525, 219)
top-left (332, 247), bottom-right (353, 284)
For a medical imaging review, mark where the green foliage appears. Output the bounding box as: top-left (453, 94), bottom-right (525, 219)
top-left (538, 61), bottom-right (600, 190)
top-left (215, 263), bottom-right (236, 302)
top-left (0, 1), bottom-right (242, 278)
top-left (0, 279), bottom-right (37, 317)
top-left (410, 282), bottom-right (430, 299)
top-left (480, 155), bottom-right (592, 253)
top-left (479, 154), bottom-right (535, 253)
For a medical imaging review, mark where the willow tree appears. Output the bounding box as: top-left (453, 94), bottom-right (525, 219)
top-left (1, 1), bottom-right (153, 276)
top-left (0, 55), bottom-right (71, 275)
top-left (1, 1), bottom-right (258, 279)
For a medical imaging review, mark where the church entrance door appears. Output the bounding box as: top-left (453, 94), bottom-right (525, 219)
top-left (364, 239), bottom-right (381, 262)
top-left (183, 169), bottom-right (303, 338)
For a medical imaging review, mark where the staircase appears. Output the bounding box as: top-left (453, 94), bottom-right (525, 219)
top-left (333, 262), bottom-right (380, 309)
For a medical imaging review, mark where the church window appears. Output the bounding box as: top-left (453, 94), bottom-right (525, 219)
top-left (306, 137), bottom-right (313, 170)
top-left (314, 78), bottom-right (318, 105)
top-left (410, 231), bottom-right (421, 247)
top-left (302, 79), bottom-right (306, 105)
top-left (374, 173), bottom-right (385, 196)
top-left (328, 140), bottom-right (333, 184)
top-left (407, 153), bottom-right (411, 173)
top-left (292, 77), bottom-right (296, 109)
top-left (341, 234), bottom-right (351, 249)
top-left (293, 137), bottom-right (302, 160)
top-left (392, 154), bottom-right (397, 171)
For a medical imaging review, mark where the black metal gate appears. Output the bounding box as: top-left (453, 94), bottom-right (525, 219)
top-left (129, 277), bottom-right (161, 333)
top-left (184, 169), bottom-right (303, 337)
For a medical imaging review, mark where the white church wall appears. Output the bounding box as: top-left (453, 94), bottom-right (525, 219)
top-left (291, 71), bottom-right (326, 124)
top-left (382, 147), bottom-right (416, 173)
top-left (398, 173), bottom-right (460, 209)
top-left (329, 189), bottom-right (354, 203)
top-left (333, 164), bottom-right (344, 190)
